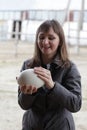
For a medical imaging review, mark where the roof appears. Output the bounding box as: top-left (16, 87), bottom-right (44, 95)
top-left (0, 0), bottom-right (87, 11)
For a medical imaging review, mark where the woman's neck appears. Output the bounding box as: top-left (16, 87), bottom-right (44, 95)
top-left (42, 55), bottom-right (53, 64)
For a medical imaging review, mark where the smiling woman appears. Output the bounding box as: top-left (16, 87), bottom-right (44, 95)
top-left (17, 19), bottom-right (82, 130)
top-left (37, 27), bottom-right (60, 62)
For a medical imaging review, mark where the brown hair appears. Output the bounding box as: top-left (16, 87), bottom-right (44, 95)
top-left (29, 19), bottom-right (70, 67)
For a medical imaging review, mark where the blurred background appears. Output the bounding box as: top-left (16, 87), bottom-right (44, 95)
top-left (0, 0), bottom-right (87, 130)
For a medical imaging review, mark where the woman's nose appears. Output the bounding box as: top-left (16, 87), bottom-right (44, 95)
top-left (43, 38), bottom-right (49, 44)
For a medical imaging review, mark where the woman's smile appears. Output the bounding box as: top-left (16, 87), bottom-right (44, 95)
top-left (38, 27), bottom-right (60, 58)
top-left (42, 46), bottom-right (51, 51)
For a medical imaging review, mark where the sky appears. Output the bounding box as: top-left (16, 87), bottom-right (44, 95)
top-left (0, 0), bottom-right (87, 10)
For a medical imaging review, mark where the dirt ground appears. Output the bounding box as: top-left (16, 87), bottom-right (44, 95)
top-left (0, 41), bottom-right (87, 130)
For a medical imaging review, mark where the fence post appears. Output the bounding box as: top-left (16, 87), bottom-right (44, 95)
top-left (14, 21), bottom-right (19, 57)
top-left (76, 0), bottom-right (85, 54)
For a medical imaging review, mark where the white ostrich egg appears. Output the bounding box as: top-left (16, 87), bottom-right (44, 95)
top-left (17, 69), bottom-right (45, 88)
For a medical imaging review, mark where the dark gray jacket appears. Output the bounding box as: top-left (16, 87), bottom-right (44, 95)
top-left (18, 58), bottom-right (82, 130)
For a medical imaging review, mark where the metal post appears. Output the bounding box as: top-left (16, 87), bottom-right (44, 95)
top-left (67, 0), bottom-right (71, 46)
top-left (15, 21), bottom-right (19, 57)
top-left (76, 0), bottom-right (85, 54)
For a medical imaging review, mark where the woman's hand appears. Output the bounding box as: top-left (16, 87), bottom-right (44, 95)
top-left (16, 77), bottom-right (37, 94)
top-left (19, 85), bottom-right (37, 94)
top-left (34, 67), bottom-right (55, 89)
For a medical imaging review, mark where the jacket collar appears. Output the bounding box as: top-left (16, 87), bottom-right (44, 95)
top-left (41, 54), bottom-right (64, 69)
top-left (51, 54), bottom-right (64, 68)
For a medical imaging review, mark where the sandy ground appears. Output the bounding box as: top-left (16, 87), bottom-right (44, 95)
top-left (0, 41), bottom-right (87, 130)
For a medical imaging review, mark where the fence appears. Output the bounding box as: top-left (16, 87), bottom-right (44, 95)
top-left (0, 10), bottom-right (67, 42)
top-left (0, 10), bottom-right (87, 55)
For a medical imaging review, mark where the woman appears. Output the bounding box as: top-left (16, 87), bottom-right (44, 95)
top-left (18, 19), bottom-right (82, 130)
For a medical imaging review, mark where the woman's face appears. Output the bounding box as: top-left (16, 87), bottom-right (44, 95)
top-left (37, 27), bottom-right (60, 59)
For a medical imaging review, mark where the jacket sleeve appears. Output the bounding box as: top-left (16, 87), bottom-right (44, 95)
top-left (47, 63), bottom-right (82, 112)
top-left (18, 60), bottom-right (37, 110)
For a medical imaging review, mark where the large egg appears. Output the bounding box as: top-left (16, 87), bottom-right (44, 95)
top-left (17, 69), bottom-right (45, 88)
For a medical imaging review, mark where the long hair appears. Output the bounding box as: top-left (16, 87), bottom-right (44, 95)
top-left (29, 19), bottom-right (70, 68)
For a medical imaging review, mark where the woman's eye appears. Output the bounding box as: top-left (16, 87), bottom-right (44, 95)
top-left (38, 35), bottom-right (55, 41)
top-left (49, 37), bottom-right (55, 40)
top-left (39, 36), bottom-right (45, 40)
